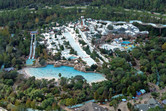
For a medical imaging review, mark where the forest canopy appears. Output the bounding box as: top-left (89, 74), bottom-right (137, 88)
top-left (0, 0), bottom-right (165, 13)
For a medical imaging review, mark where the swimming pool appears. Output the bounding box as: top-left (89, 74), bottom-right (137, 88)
top-left (69, 56), bottom-right (77, 60)
top-left (121, 41), bottom-right (131, 44)
top-left (26, 59), bottom-right (35, 65)
top-left (24, 65), bottom-right (106, 83)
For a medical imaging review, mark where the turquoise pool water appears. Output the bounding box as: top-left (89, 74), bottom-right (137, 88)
top-left (25, 65), bottom-right (106, 83)
top-left (26, 59), bottom-right (35, 65)
top-left (69, 56), bottom-right (77, 60)
top-left (121, 41), bottom-right (131, 44)
top-left (0, 64), bottom-right (4, 70)
top-left (127, 45), bottom-right (135, 51)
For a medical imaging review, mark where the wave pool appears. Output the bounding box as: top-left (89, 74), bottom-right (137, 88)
top-left (23, 65), bottom-right (106, 83)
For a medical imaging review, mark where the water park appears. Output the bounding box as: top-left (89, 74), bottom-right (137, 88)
top-left (20, 17), bottom-right (166, 84)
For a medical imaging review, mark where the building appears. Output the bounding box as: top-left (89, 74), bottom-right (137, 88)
top-left (136, 91), bottom-right (142, 97)
top-left (162, 99), bottom-right (166, 105)
top-left (136, 89), bottom-right (146, 97)
top-left (140, 89), bottom-right (146, 94)
top-left (135, 98), bottom-right (162, 111)
top-left (4, 67), bottom-right (14, 72)
top-left (76, 102), bottom-right (108, 111)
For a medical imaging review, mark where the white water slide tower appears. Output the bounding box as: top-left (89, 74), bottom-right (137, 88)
top-left (28, 31), bottom-right (38, 59)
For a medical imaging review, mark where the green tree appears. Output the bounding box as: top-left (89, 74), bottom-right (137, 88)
top-left (148, 106), bottom-right (165, 111)
top-left (132, 48), bottom-right (142, 59)
top-left (94, 92), bottom-right (99, 101)
top-left (151, 92), bottom-right (159, 98)
top-left (41, 98), bottom-right (54, 109)
top-left (58, 73), bottom-right (62, 78)
top-left (25, 99), bottom-right (31, 108)
top-left (127, 102), bottom-right (132, 110)
top-left (11, 57), bottom-right (16, 66)
top-left (40, 59), bottom-right (46, 66)
top-left (162, 43), bottom-right (166, 51)
top-left (65, 98), bottom-right (76, 106)
top-left (110, 99), bottom-right (118, 111)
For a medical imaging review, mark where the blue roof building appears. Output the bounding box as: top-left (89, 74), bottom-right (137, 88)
top-left (30, 31), bottom-right (38, 34)
top-left (136, 91), bottom-right (142, 97)
top-left (137, 71), bottom-right (144, 75)
top-left (11, 34), bottom-right (15, 37)
top-left (4, 67), bottom-right (14, 72)
top-left (140, 89), bottom-right (146, 94)
top-left (162, 99), bottom-right (166, 105)
top-left (122, 99), bottom-right (127, 102)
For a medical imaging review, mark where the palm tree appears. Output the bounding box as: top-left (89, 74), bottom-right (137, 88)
top-left (58, 73), bottom-right (62, 78)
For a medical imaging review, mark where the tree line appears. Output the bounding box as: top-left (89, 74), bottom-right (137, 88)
top-left (91, 0), bottom-right (166, 13)
top-left (0, 0), bottom-right (92, 9)
top-left (0, 0), bottom-right (165, 13)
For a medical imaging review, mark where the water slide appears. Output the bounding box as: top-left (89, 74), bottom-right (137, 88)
top-left (28, 34), bottom-right (36, 59)
top-left (29, 35), bottom-right (33, 59)
top-left (32, 35), bottom-right (36, 59)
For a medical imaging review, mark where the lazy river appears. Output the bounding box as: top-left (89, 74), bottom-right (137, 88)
top-left (22, 65), bottom-right (106, 83)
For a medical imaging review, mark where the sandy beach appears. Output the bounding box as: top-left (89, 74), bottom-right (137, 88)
top-left (17, 68), bottom-right (31, 78)
top-left (18, 68), bottom-right (59, 81)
